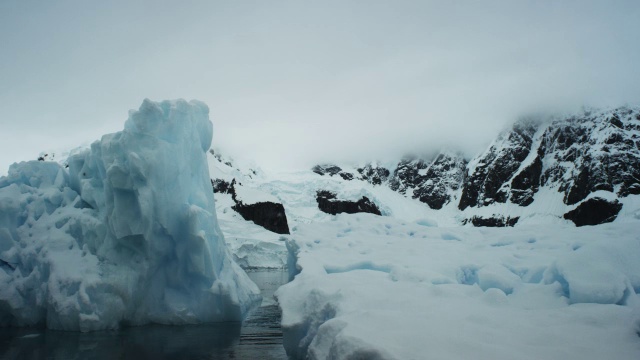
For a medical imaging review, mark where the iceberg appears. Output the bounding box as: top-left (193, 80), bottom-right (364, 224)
top-left (0, 99), bottom-right (260, 331)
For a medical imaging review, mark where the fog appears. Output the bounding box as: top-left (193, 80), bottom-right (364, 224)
top-left (1, 0), bottom-right (639, 173)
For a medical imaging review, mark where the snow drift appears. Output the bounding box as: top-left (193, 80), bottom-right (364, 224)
top-left (0, 99), bottom-right (260, 331)
top-left (277, 214), bottom-right (640, 359)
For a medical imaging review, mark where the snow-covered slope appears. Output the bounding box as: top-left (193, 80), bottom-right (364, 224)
top-left (263, 106), bottom-right (640, 359)
top-left (201, 107), bottom-right (640, 274)
top-left (277, 214), bottom-right (640, 360)
top-left (4, 102), bottom-right (640, 358)
top-left (27, 106), bottom-right (640, 271)
top-left (391, 150), bottom-right (467, 210)
top-left (309, 106), bottom-right (640, 226)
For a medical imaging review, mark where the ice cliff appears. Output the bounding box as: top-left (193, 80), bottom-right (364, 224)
top-left (0, 99), bottom-right (260, 331)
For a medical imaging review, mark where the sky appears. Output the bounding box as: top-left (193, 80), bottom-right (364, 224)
top-left (1, 0), bottom-right (640, 174)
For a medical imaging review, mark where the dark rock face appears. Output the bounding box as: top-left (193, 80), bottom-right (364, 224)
top-left (509, 155), bottom-right (543, 206)
top-left (312, 164), bottom-right (343, 176)
top-left (316, 190), bottom-right (381, 216)
top-left (312, 164), bottom-right (356, 181)
top-left (312, 163), bottom-right (391, 185)
top-left (459, 121), bottom-right (539, 210)
top-left (357, 164), bottom-right (390, 185)
top-left (382, 151), bottom-right (467, 210)
top-left (308, 106), bottom-right (639, 227)
top-left (211, 179), bottom-right (233, 194)
top-left (463, 216), bottom-right (519, 227)
top-left (211, 179), bottom-right (290, 234)
top-left (387, 152), bottom-right (467, 210)
top-left (339, 172), bottom-right (354, 181)
top-left (458, 107), bottom-right (640, 217)
top-left (540, 110), bottom-right (640, 205)
top-left (563, 197), bottom-right (623, 226)
top-left (411, 152), bottom-right (467, 210)
top-left (232, 201), bottom-right (290, 234)
top-left (389, 157), bottom-right (429, 194)
top-left (311, 154), bottom-right (467, 210)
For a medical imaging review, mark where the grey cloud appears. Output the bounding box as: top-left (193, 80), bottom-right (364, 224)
top-left (1, 1), bottom-right (639, 173)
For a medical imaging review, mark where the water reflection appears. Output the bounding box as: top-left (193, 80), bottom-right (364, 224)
top-left (0, 270), bottom-right (288, 360)
top-left (0, 323), bottom-right (241, 359)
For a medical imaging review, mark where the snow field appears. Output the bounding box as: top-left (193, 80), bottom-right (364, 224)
top-left (276, 214), bottom-right (640, 359)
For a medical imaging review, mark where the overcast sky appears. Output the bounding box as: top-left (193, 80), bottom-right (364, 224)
top-left (1, 1), bottom-right (639, 174)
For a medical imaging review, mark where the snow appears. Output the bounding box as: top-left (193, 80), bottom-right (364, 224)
top-left (202, 111), bottom-right (640, 358)
top-left (0, 99), bottom-right (260, 331)
top-left (276, 214), bottom-right (640, 359)
top-left (8, 103), bottom-right (640, 359)
top-left (234, 184), bottom-right (280, 205)
top-left (206, 149), bottom-right (264, 184)
top-left (499, 125), bottom-right (547, 195)
top-left (247, 169), bottom-right (460, 226)
top-left (214, 192), bottom-right (288, 269)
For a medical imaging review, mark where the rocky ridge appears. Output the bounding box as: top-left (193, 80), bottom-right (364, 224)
top-left (312, 106), bottom-right (640, 226)
top-left (36, 107), bottom-right (639, 229)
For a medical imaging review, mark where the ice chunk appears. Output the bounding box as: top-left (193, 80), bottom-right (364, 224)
top-left (0, 99), bottom-right (260, 331)
top-left (543, 236), bottom-right (640, 304)
top-left (477, 264), bottom-right (521, 295)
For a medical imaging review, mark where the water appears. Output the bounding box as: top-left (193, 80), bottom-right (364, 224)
top-left (0, 270), bottom-right (289, 360)
top-left (234, 270), bottom-right (289, 359)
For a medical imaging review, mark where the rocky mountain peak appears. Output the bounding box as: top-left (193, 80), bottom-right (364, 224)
top-left (310, 105), bottom-right (640, 226)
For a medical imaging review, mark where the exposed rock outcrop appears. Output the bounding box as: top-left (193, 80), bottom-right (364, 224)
top-left (309, 106), bottom-right (640, 227)
top-left (456, 107), bottom-right (639, 224)
top-left (357, 164), bottom-right (390, 185)
top-left (388, 152), bottom-right (467, 209)
top-left (312, 164), bottom-right (343, 177)
top-left (463, 216), bottom-right (520, 227)
top-left (411, 152), bottom-right (467, 209)
top-left (232, 201), bottom-right (291, 234)
top-left (312, 164), bottom-right (356, 181)
top-left (316, 190), bottom-right (381, 216)
top-left (459, 120), bottom-right (540, 210)
top-left (509, 155), bottom-right (542, 206)
top-left (211, 179), bottom-right (233, 194)
top-left (388, 156), bottom-right (429, 195)
top-left (563, 197), bottom-right (623, 226)
top-left (540, 110), bottom-right (640, 205)
top-left (211, 178), bottom-right (291, 234)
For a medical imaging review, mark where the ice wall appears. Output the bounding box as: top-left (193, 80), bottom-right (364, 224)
top-left (0, 99), bottom-right (260, 331)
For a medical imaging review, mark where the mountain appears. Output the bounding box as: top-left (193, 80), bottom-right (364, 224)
top-left (34, 106), bottom-right (640, 242)
top-left (271, 107), bottom-right (640, 358)
top-left (309, 106), bottom-right (640, 227)
top-left (462, 108), bottom-right (640, 208)
top-left (12, 102), bottom-right (640, 359)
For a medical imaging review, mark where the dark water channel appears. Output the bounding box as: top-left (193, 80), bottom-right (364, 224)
top-left (0, 270), bottom-right (289, 360)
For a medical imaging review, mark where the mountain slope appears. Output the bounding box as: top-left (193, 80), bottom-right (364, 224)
top-left (308, 106), bottom-right (640, 226)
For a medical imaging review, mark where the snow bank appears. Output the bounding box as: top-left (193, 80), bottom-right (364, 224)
top-left (0, 99), bottom-right (260, 331)
top-left (234, 184), bottom-right (280, 205)
top-left (215, 193), bottom-right (288, 269)
top-left (277, 215), bottom-right (640, 359)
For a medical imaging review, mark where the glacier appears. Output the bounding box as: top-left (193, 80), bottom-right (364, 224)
top-left (0, 99), bottom-right (260, 331)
